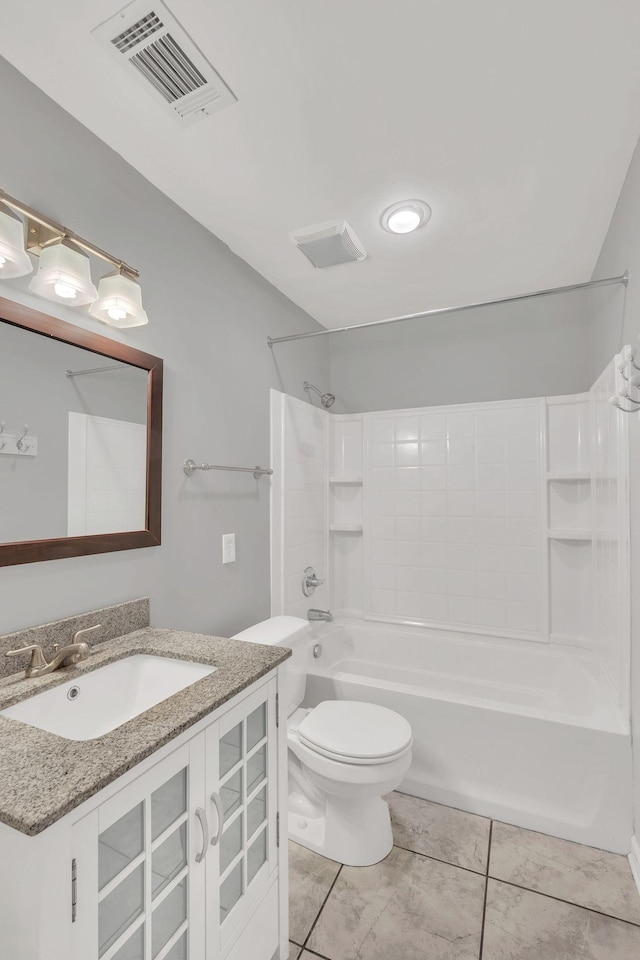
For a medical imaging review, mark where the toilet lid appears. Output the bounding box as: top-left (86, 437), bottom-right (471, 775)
top-left (297, 701), bottom-right (412, 762)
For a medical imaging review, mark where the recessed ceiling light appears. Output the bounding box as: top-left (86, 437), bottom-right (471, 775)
top-left (381, 200), bottom-right (431, 234)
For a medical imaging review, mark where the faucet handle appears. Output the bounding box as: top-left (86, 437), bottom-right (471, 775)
top-left (302, 566), bottom-right (325, 597)
top-left (5, 644), bottom-right (47, 670)
top-left (72, 624), bottom-right (102, 645)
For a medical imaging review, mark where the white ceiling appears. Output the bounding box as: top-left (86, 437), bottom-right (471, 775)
top-left (2, 0), bottom-right (640, 329)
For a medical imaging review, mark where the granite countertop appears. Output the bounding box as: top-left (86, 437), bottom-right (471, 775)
top-left (0, 627), bottom-right (290, 837)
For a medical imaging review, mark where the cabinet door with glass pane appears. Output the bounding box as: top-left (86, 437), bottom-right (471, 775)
top-left (205, 679), bottom-right (278, 957)
top-left (71, 739), bottom-right (207, 960)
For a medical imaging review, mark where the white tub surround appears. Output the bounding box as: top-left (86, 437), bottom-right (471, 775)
top-left (270, 364), bottom-right (632, 854)
top-left (270, 391), bottom-right (329, 620)
top-left (363, 398), bottom-right (546, 638)
top-left (590, 364), bottom-right (631, 715)
top-left (271, 372), bottom-right (629, 664)
top-left (304, 619), bottom-right (632, 853)
top-left (329, 415), bottom-right (364, 619)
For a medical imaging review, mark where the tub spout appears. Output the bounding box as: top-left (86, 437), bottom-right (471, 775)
top-left (308, 608), bottom-right (333, 622)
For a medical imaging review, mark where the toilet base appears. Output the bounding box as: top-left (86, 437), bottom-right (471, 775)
top-left (288, 792), bottom-right (393, 867)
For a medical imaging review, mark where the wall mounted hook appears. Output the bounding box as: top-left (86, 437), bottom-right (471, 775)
top-left (15, 425), bottom-right (29, 451)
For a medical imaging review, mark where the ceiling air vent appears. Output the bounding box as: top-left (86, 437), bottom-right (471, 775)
top-left (290, 221), bottom-right (367, 269)
top-left (93, 0), bottom-right (236, 126)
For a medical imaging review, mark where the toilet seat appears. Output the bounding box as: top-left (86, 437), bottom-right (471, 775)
top-left (296, 700), bottom-right (412, 765)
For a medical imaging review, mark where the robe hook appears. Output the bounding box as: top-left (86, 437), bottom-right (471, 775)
top-left (16, 425), bottom-right (29, 452)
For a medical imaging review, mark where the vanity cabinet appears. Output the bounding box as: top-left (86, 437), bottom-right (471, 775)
top-left (0, 672), bottom-right (286, 960)
top-left (206, 683), bottom-right (279, 954)
top-left (71, 740), bottom-right (205, 960)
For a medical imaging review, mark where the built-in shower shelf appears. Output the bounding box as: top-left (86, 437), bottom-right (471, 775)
top-left (547, 529), bottom-right (592, 541)
top-left (329, 524), bottom-right (363, 533)
top-left (329, 477), bottom-right (363, 485)
top-left (546, 472), bottom-right (590, 481)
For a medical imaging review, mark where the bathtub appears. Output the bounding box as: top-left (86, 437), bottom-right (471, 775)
top-left (303, 619), bottom-right (633, 853)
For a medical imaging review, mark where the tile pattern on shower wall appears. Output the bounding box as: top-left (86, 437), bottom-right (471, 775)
top-left (282, 396), bottom-right (329, 619)
top-left (365, 401), bottom-right (544, 636)
top-left (591, 363), bottom-right (629, 711)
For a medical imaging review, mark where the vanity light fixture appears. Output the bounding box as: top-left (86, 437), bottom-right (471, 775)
top-left (381, 199), bottom-right (432, 234)
top-left (29, 239), bottom-right (98, 306)
top-left (0, 204), bottom-right (33, 279)
top-left (89, 269), bottom-right (149, 328)
top-left (0, 188), bottom-right (149, 327)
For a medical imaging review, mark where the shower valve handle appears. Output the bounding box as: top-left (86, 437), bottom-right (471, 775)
top-left (302, 566), bottom-right (325, 597)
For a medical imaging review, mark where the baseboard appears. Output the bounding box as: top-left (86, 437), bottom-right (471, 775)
top-left (629, 836), bottom-right (640, 899)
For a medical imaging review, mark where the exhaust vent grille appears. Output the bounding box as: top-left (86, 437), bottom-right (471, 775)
top-left (291, 221), bottom-right (368, 269)
top-left (93, 0), bottom-right (236, 125)
top-left (112, 12), bottom-right (163, 53)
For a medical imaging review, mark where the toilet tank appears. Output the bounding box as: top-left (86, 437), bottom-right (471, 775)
top-left (231, 616), bottom-right (310, 717)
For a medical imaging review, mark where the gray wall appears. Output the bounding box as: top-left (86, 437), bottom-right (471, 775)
top-left (329, 289), bottom-right (595, 413)
top-left (590, 131), bottom-right (640, 845)
top-left (0, 56), bottom-right (328, 637)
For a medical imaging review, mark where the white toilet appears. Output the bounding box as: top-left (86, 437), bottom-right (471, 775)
top-left (232, 615), bottom-right (412, 866)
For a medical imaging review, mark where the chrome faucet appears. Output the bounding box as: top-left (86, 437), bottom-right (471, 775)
top-left (5, 625), bottom-right (100, 678)
top-left (307, 609), bottom-right (333, 623)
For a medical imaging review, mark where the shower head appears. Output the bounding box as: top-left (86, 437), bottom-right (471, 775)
top-left (304, 381), bottom-right (335, 409)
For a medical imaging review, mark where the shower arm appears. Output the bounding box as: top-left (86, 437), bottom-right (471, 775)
top-left (303, 381), bottom-right (335, 408)
top-left (304, 381), bottom-right (322, 400)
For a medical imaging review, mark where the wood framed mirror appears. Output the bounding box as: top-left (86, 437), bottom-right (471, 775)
top-left (0, 295), bottom-right (162, 566)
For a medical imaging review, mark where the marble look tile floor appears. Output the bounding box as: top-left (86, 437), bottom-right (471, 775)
top-left (288, 792), bottom-right (640, 960)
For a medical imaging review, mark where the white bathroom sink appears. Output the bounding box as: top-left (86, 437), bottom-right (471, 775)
top-left (0, 654), bottom-right (216, 741)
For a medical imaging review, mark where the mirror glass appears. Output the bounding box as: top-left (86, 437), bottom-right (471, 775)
top-left (1, 319), bottom-right (149, 542)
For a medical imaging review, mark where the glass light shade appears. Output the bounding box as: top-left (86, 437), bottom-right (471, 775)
top-left (387, 208), bottom-right (422, 233)
top-left (29, 241), bottom-right (98, 306)
top-left (0, 208), bottom-right (33, 279)
top-left (381, 199), bottom-right (432, 234)
top-left (89, 272), bottom-right (149, 328)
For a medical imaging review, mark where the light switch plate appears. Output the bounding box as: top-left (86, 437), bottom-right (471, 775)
top-left (222, 533), bottom-right (236, 564)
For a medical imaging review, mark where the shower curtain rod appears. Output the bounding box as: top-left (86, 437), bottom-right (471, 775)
top-left (267, 271), bottom-right (629, 347)
top-left (65, 364), bottom-right (123, 378)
